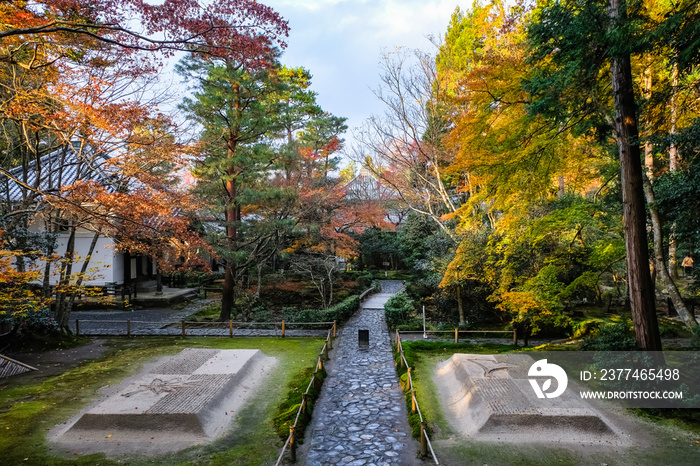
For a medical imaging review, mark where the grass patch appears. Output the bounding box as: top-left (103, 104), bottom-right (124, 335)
top-left (398, 340), bottom-right (516, 369)
top-left (401, 340), bottom-right (700, 465)
top-left (184, 302), bottom-right (222, 321)
top-left (0, 336), bottom-right (324, 466)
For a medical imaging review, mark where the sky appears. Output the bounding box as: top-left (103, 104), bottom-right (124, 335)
top-left (259, 0), bottom-right (460, 155)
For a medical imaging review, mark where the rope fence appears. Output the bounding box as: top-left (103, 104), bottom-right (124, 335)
top-left (74, 319), bottom-right (336, 337)
top-left (275, 325), bottom-right (335, 465)
top-left (395, 330), bottom-right (440, 465)
top-left (399, 328), bottom-right (518, 345)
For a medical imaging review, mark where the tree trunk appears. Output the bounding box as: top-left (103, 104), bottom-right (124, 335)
top-left (558, 175), bottom-right (565, 199)
top-left (669, 231), bottom-right (679, 279)
top-left (221, 179), bottom-right (237, 321)
top-left (220, 78), bottom-right (242, 321)
top-left (457, 286), bottom-right (465, 326)
top-left (55, 226), bottom-right (76, 334)
top-left (668, 61), bottom-right (680, 280)
top-left (642, 64), bottom-right (654, 179)
top-left (66, 232), bottom-right (100, 314)
top-left (42, 221), bottom-right (56, 299)
top-left (642, 176), bottom-right (697, 327)
top-left (255, 262), bottom-right (263, 298)
top-left (609, 0), bottom-right (662, 351)
top-left (669, 62), bottom-right (679, 171)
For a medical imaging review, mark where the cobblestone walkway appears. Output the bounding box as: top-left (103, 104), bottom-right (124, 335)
top-left (303, 280), bottom-right (421, 466)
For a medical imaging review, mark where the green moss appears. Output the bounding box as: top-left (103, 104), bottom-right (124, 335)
top-left (183, 302), bottom-right (222, 321)
top-left (271, 365), bottom-right (326, 443)
top-left (403, 340), bottom-right (700, 466)
top-left (0, 336), bottom-right (324, 465)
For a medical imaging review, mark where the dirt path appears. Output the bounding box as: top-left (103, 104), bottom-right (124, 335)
top-left (3, 339), bottom-right (109, 385)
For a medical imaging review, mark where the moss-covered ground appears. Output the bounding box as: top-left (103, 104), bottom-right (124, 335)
top-left (400, 340), bottom-right (700, 466)
top-left (0, 336), bottom-right (324, 466)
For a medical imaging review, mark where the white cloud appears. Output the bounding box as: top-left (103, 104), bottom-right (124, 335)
top-left (263, 0), bottom-right (457, 148)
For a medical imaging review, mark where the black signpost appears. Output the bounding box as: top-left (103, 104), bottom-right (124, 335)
top-left (358, 329), bottom-right (369, 348)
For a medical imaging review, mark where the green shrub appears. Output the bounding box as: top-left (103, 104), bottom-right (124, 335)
top-left (658, 318), bottom-right (692, 338)
top-left (289, 295), bottom-right (361, 325)
top-left (12, 308), bottom-right (58, 335)
top-left (513, 312), bottom-right (574, 338)
top-left (571, 319), bottom-right (601, 338)
top-left (291, 308), bottom-right (323, 323)
top-left (690, 325), bottom-right (700, 349)
top-left (384, 292), bottom-right (415, 329)
top-left (581, 321), bottom-right (637, 351)
top-left (328, 295), bottom-right (361, 324)
top-left (345, 270), bottom-right (374, 290)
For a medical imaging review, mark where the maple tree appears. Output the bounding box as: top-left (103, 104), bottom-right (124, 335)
top-left (1, 0), bottom-right (288, 67)
top-left (0, 0), bottom-right (289, 333)
top-left (0, 230), bottom-right (48, 320)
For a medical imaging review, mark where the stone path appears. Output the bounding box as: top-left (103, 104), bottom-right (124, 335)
top-left (303, 280), bottom-right (422, 466)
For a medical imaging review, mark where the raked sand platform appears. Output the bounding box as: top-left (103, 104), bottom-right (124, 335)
top-left (435, 353), bottom-right (629, 445)
top-left (50, 348), bottom-right (277, 455)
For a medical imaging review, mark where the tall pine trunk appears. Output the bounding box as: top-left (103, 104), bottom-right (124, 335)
top-left (609, 0), bottom-right (662, 351)
top-left (220, 81), bottom-right (241, 322)
top-left (221, 175), bottom-right (237, 321)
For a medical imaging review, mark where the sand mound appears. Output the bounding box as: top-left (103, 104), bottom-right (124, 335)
top-left (434, 353), bottom-right (627, 444)
top-left (50, 348), bottom-right (277, 455)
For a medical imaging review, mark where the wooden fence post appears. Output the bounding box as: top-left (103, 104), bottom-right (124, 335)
top-left (317, 358), bottom-right (323, 372)
top-left (181, 320), bottom-right (186, 338)
top-left (302, 393), bottom-right (307, 414)
top-left (420, 422), bottom-right (428, 457)
top-left (281, 320), bottom-right (286, 337)
top-left (333, 320), bottom-right (337, 337)
top-left (411, 389), bottom-right (417, 413)
top-left (455, 328), bottom-right (459, 343)
top-left (513, 328), bottom-right (518, 346)
top-left (290, 424), bottom-right (296, 462)
top-left (75, 319), bottom-right (80, 337)
top-left (229, 320), bottom-right (233, 338)
top-left (126, 319), bottom-right (131, 337)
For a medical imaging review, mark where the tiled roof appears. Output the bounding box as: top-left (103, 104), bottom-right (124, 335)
top-left (1, 144), bottom-right (116, 203)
